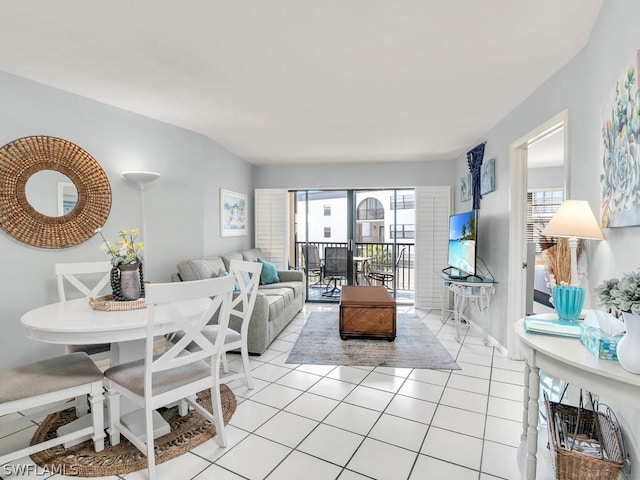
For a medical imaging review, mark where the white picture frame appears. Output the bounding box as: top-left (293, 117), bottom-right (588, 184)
top-left (220, 189), bottom-right (248, 237)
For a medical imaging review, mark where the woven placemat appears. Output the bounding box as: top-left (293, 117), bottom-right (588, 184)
top-left (30, 385), bottom-right (236, 477)
top-left (89, 295), bottom-right (146, 311)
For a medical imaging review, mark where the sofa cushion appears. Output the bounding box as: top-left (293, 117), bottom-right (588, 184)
top-left (242, 248), bottom-right (265, 262)
top-left (259, 281), bottom-right (304, 298)
top-left (258, 287), bottom-right (295, 308)
top-left (177, 257), bottom-right (226, 281)
top-left (258, 258), bottom-right (280, 284)
top-left (264, 294), bottom-right (285, 318)
top-left (222, 252), bottom-right (243, 271)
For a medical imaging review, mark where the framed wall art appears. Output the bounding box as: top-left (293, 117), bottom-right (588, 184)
top-left (480, 158), bottom-right (495, 195)
top-left (460, 173), bottom-right (472, 202)
top-left (601, 49), bottom-right (640, 227)
top-left (220, 189), bottom-right (247, 236)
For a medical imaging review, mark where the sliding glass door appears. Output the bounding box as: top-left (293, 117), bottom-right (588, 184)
top-left (293, 188), bottom-right (415, 304)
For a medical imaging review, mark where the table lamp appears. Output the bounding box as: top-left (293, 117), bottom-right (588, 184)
top-left (541, 199), bottom-right (604, 285)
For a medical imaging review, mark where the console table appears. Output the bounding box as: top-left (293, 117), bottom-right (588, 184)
top-left (515, 317), bottom-right (639, 480)
top-left (433, 271), bottom-right (496, 344)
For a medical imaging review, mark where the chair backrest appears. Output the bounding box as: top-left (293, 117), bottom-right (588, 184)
top-left (55, 261), bottom-right (113, 301)
top-left (302, 244), bottom-right (322, 271)
top-left (228, 259), bottom-right (262, 337)
top-left (145, 276), bottom-right (235, 389)
top-left (395, 247), bottom-right (407, 267)
top-left (324, 247), bottom-right (348, 277)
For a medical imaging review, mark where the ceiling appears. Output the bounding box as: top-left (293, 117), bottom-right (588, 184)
top-left (0, 1), bottom-right (602, 166)
top-left (528, 126), bottom-right (564, 169)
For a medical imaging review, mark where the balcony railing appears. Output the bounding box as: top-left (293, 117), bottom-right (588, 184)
top-left (295, 241), bottom-right (414, 292)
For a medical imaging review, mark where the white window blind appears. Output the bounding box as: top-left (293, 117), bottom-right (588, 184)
top-left (526, 189), bottom-right (563, 253)
top-left (254, 189), bottom-right (289, 269)
top-left (414, 186), bottom-right (451, 309)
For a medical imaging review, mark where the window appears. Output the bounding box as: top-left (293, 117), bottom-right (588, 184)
top-left (324, 227), bottom-right (331, 238)
top-left (357, 197), bottom-right (384, 220)
top-left (527, 189), bottom-right (563, 253)
top-left (390, 194), bottom-right (415, 210)
top-left (391, 224), bottom-right (415, 239)
top-left (324, 204), bottom-right (331, 216)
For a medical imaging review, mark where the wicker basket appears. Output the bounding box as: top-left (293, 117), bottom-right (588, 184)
top-left (545, 398), bottom-right (625, 480)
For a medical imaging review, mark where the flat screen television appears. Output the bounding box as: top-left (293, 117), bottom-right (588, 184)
top-left (445, 209), bottom-right (477, 279)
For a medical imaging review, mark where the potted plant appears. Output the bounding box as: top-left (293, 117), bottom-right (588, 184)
top-left (96, 228), bottom-right (145, 300)
top-left (596, 271), bottom-right (640, 373)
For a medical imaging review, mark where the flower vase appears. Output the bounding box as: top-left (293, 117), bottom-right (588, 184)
top-left (617, 311), bottom-right (640, 374)
top-left (111, 263), bottom-right (142, 301)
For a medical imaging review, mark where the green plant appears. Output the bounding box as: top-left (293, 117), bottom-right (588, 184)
top-left (596, 272), bottom-right (640, 314)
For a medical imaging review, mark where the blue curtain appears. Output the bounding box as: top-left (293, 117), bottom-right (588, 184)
top-left (466, 143), bottom-right (486, 210)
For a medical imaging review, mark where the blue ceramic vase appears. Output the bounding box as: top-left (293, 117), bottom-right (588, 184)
top-left (552, 285), bottom-right (585, 322)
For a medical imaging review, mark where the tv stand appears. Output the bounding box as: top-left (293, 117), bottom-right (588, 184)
top-left (441, 267), bottom-right (470, 280)
top-left (433, 271), bottom-right (497, 345)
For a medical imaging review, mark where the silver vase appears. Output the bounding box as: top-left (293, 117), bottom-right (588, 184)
top-left (118, 263), bottom-right (141, 300)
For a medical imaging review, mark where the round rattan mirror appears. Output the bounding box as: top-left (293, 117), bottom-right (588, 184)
top-left (0, 136), bottom-right (111, 248)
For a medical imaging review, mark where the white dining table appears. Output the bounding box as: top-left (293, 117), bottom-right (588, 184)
top-left (21, 297), bottom-right (211, 442)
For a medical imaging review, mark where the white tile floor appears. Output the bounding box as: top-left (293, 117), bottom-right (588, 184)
top-left (1, 303), bottom-right (554, 480)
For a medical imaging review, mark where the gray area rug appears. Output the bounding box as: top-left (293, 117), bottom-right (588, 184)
top-left (286, 311), bottom-right (460, 370)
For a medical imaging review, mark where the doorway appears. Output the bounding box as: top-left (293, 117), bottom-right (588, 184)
top-left (506, 110), bottom-right (568, 358)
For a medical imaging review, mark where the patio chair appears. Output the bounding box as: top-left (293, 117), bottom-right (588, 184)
top-left (368, 247), bottom-right (406, 289)
top-left (302, 244), bottom-right (323, 286)
top-left (322, 247), bottom-right (348, 297)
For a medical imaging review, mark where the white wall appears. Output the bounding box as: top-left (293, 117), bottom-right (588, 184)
top-left (0, 71), bottom-right (252, 369)
top-left (528, 166), bottom-right (564, 190)
top-left (453, 0), bottom-right (640, 472)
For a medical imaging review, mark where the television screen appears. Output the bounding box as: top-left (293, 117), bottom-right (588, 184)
top-left (447, 210), bottom-right (477, 277)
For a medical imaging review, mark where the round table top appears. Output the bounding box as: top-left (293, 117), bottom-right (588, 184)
top-left (21, 297), bottom-right (210, 345)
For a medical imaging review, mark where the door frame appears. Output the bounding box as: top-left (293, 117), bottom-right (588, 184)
top-left (506, 110), bottom-right (569, 358)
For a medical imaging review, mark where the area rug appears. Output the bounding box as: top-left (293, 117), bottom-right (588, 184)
top-left (30, 385), bottom-right (236, 477)
top-left (286, 312), bottom-right (460, 369)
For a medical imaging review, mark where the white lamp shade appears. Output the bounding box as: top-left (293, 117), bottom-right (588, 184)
top-left (541, 200), bottom-right (604, 240)
top-left (122, 171), bottom-right (160, 185)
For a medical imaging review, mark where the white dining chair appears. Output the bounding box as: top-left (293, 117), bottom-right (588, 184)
top-left (0, 352), bottom-right (105, 466)
top-left (55, 261), bottom-right (115, 362)
top-left (216, 259), bottom-right (262, 388)
top-left (170, 259), bottom-right (262, 389)
top-left (104, 275), bottom-right (235, 480)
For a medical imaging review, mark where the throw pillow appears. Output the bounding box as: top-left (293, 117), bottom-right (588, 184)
top-left (218, 268), bottom-right (240, 292)
top-left (257, 258), bottom-right (280, 284)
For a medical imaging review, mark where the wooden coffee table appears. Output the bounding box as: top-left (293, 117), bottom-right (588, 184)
top-left (339, 285), bottom-right (396, 340)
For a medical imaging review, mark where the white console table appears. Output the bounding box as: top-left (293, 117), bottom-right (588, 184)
top-left (515, 317), bottom-right (638, 480)
top-left (434, 271), bottom-right (496, 344)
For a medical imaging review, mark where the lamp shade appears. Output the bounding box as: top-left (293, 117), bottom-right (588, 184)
top-left (541, 200), bottom-right (604, 240)
top-left (122, 171), bottom-right (160, 186)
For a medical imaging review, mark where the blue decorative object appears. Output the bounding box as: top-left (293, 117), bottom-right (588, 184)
top-left (466, 143), bottom-right (486, 210)
top-left (552, 285), bottom-right (585, 322)
top-left (581, 326), bottom-right (623, 360)
top-left (258, 258), bottom-right (280, 284)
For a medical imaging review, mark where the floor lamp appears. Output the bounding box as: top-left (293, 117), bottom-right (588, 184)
top-left (122, 171), bottom-right (160, 277)
top-left (541, 199), bottom-right (604, 285)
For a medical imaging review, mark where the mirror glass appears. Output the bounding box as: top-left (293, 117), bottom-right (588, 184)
top-left (25, 170), bottom-right (78, 217)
